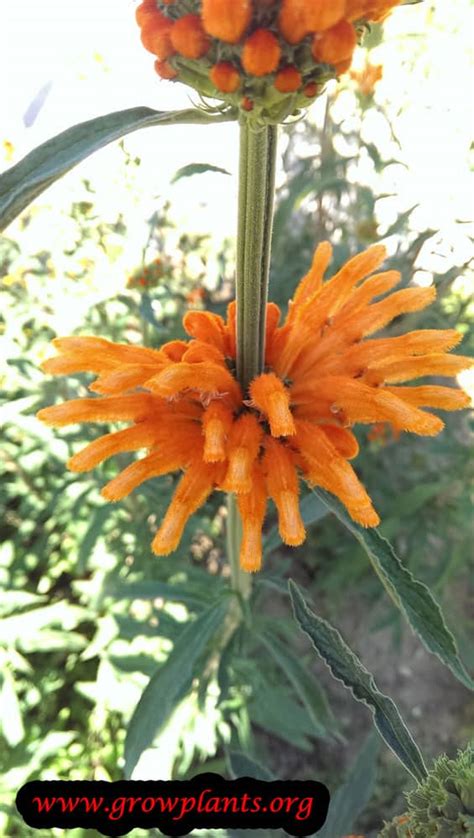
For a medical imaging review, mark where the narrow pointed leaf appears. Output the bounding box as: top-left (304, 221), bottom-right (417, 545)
top-left (227, 751), bottom-right (275, 782)
top-left (0, 106), bottom-right (237, 232)
top-left (289, 580), bottom-right (427, 783)
top-left (312, 488), bottom-right (474, 691)
top-left (124, 598), bottom-right (228, 778)
top-left (318, 733), bottom-right (380, 838)
top-left (264, 492), bottom-right (328, 555)
top-left (257, 629), bottom-right (341, 740)
top-left (171, 162), bottom-right (231, 183)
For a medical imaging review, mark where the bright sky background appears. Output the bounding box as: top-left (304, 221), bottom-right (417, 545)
top-left (2, 0), bottom-right (473, 270)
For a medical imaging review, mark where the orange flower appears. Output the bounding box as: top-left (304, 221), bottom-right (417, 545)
top-left (38, 244), bottom-right (472, 571)
top-left (210, 62), bottom-right (241, 93)
top-left (134, 1), bottom-right (405, 122)
top-left (242, 29), bottom-right (281, 77)
top-left (170, 14), bottom-right (210, 59)
top-left (274, 66), bottom-right (302, 93)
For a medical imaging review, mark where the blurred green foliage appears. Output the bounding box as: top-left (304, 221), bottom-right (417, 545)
top-left (1, 57), bottom-right (473, 838)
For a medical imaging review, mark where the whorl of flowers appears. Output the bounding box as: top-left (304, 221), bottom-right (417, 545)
top-left (379, 745), bottom-right (474, 837)
top-left (135, 0), bottom-right (405, 123)
top-left (38, 242), bottom-right (472, 572)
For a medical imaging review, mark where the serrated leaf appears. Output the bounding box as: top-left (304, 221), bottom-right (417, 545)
top-left (289, 580), bottom-right (427, 783)
top-left (171, 162), bottom-right (231, 183)
top-left (313, 488), bottom-right (474, 691)
top-left (318, 732), bottom-right (380, 838)
top-left (0, 106), bottom-right (237, 232)
top-left (227, 751), bottom-right (275, 782)
top-left (256, 629), bottom-right (341, 740)
top-left (124, 598), bottom-right (228, 778)
top-left (264, 492), bottom-right (328, 555)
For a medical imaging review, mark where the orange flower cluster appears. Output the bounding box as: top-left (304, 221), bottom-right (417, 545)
top-left (135, 0), bottom-right (404, 122)
top-left (38, 243), bottom-right (472, 571)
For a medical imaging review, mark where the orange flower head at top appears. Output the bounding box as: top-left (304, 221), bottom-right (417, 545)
top-left (38, 242), bottom-right (472, 572)
top-left (134, 0), bottom-right (407, 124)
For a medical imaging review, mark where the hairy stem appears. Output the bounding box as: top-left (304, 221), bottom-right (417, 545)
top-left (236, 120), bottom-right (279, 393)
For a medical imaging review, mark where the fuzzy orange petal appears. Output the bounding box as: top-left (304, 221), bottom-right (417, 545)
top-left (314, 377), bottom-right (445, 435)
top-left (385, 385), bottom-right (471, 411)
top-left (364, 353), bottom-right (474, 386)
top-left (319, 425), bottom-right (359, 459)
top-left (152, 459), bottom-right (221, 555)
top-left (221, 413), bottom-right (263, 493)
top-left (202, 401), bottom-right (234, 462)
top-left (250, 372), bottom-right (295, 437)
top-left (237, 465), bottom-right (267, 572)
top-left (37, 394), bottom-right (159, 427)
top-left (289, 241), bottom-right (333, 317)
top-left (68, 420), bottom-right (161, 472)
top-left (145, 362), bottom-right (241, 405)
top-left (183, 311), bottom-right (227, 354)
top-left (101, 426), bottom-right (202, 501)
top-left (263, 438), bottom-right (305, 546)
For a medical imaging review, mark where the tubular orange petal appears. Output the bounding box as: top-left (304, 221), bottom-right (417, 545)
top-left (385, 385), bottom-right (472, 411)
top-left (37, 394), bottom-right (158, 427)
top-left (250, 372), bottom-right (295, 437)
top-left (263, 438), bottom-right (305, 546)
top-left (67, 420), bottom-right (161, 472)
top-left (341, 330), bottom-right (463, 372)
top-left (313, 377), bottom-right (445, 435)
top-left (202, 401), bottom-right (234, 462)
top-left (162, 340), bottom-right (189, 361)
top-left (101, 426), bottom-right (203, 501)
top-left (352, 286), bottom-right (437, 338)
top-left (89, 362), bottom-right (167, 395)
top-left (101, 451), bottom-right (185, 501)
top-left (297, 244), bottom-right (387, 330)
top-left (319, 425), bottom-right (359, 459)
top-left (145, 361), bottom-right (241, 405)
top-left (221, 413), bottom-right (263, 493)
top-left (264, 302), bottom-right (281, 362)
top-left (364, 353), bottom-right (474, 385)
top-left (289, 241), bottom-right (333, 317)
top-left (182, 340), bottom-right (225, 366)
top-left (237, 465), bottom-right (267, 572)
top-left (225, 300), bottom-right (237, 357)
top-left (183, 310), bottom-right (227, 353)
top-left (295, 420), bottom-right (379, 526)
top-left (152, 459), bottom-right (220, 555)
top-left (334, 270), bottom-right (401, 317)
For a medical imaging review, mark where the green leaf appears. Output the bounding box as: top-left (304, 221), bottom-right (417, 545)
top-left (319, 732), bottom-right (380, 838)
top-left (289, 580), bottom-right (427, 783)
top-left (256, 628), bottom-right (341, 740)
top-left (313, 488), bottom-right (474, 691)
top-left (171, 162), bottom-right (231, 183)
top-left (227, 751), bottom-right (275, 782)
top-left (124, 598), bottom-right (228, 778)
top-left (264, 492), bottom-right (328, 555)
top-left (105, 578), bottom-right (218, 610)
top-left (0, 670), bottom-right (25, 747)
top-left (249, 686), bottom-right (315, 752)
top-left (0, 106), bottom-right (237, 232)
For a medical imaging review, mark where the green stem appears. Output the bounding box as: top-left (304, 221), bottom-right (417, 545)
top-left (227, 493), bottom-right (251, 601)
top-left (225, 119), bottom-right (278, 596)
top-left (236, 120), bottom-right (279, 393)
